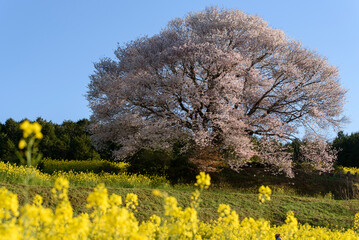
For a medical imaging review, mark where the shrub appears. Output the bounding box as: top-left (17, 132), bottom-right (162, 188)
top-left (38, 158), bottom-right (129, 174)
top-left (126, 143), bottom-right (198, 184)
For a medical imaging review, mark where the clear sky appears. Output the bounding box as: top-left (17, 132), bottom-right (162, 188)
top-left (1, 0), bottom-right (358, 136)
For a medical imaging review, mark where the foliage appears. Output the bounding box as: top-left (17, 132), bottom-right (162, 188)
top-left (88, 7), bottom-right (345, 176)
top-left (0, 118), bottom-right (103, 163)
top-left (38, 158), bottom-right (129, 174)
top-left (0, 119), bottom-right (22, 163)
top-left (126, 142), bottom-right (198, 183)
top-left (0, 174), bottom-right (358, 239)
top-left (1, 118), bottom-right (195, 183)
top-left (0, 161), bottom-right (168, 189)
top-left (126, 149), bottom-right (171, 176)
top-left (333, 131), bottom-right (359, 167)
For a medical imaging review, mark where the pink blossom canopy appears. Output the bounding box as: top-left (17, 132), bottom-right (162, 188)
top-left (87, 7), bottom-right (345, 176)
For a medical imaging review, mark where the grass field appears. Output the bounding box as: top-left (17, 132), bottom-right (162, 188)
top-left (1, 174), bottom-right (359, 230)
top-left (1, 154), bottom-right (359, 233)
top-left (1, 176), bottom-right (358, 239)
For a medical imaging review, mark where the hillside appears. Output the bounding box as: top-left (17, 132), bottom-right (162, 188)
top-left (2, 179), bottom-right (359, 230)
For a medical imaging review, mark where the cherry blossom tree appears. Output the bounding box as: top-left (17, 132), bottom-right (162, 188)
top-left (300, 134), bottom-right (338, 173)
top-left (87, 7), bottom-right (345, 176)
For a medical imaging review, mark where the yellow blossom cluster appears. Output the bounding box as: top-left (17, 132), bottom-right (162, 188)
top-left (194, 172), bottom-right (211, 189)
top-left (0, 161), bottom-right (51, 184)
top-left (355, 212), bottom-right (359, 232)
top-left (41, 158), bottom-right (129, 174)
top-left (340, 166), bottom-right (359, 175)
top-left (0, 161), bottom-right (168, 188)
top-left (52, 170), bottom-right (169, 188)
top-left (18, 120), bottom-right (43, 150)
top-left (19, 120), bottom-right (43, 139)
top-left (258, 185), bottom-right (272, 203)
top-left (0, 188), bottom-right (19, 220)
top-left (17, 121), bottom-right (44, 167)
top-left (0, 174), bottom-right (357, 239)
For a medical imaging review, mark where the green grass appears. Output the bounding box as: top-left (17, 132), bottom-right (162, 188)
top-left (2, 181), bottom-right (359, 230)
top-left (1, 160), bottom-right (359, 230)
top-left (210, 167), bottom-right (359, 200)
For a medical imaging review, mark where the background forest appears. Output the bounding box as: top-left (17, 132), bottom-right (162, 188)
top-left (0, 117), bottom-right (358, 183)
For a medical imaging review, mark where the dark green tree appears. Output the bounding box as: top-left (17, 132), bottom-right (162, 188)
top-left (332, 131), bottom-right (359, 167)
top-left (0, 118), bottom-right (103, 161)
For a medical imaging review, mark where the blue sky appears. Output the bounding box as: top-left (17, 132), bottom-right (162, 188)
top-left (1, 0), bottom-right (358, 136)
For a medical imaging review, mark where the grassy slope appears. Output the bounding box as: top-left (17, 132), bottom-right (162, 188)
top-left (2, 182), bottom-right (359, 230)
top-left (210, 167), bottom-right (357, 199)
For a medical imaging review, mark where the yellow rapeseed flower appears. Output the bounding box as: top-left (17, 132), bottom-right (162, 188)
top-left (0, 175), bottom-right (357, 238)
top-left (258, 185), bottom-right (272, 203)
top-left (125, 193), bottom-right (138, 211)
top-left (355, 212), bottom-right (359, 231)
top-left (109, 194), bottom-right (122, 206)
top-left (19, 120), bottom-right (32, 138)
top-left (32, 194), bottom-right (43, 207)
top-left (152, 189), bottom-right (161, 197)
top-left (35, 131), bottom-right (43, 139)
top-left (194, 172), bottom-right (211, 189)
top-left (18, 139), bottom-right (27, 149)
top-left (32, 122), bottom-right (42, 134)
top-left (19, 120), bottom-right (43, 139)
